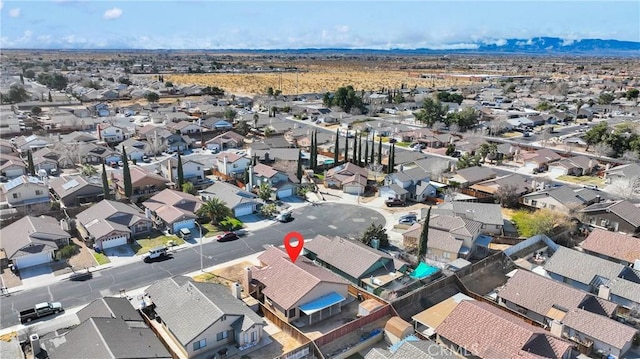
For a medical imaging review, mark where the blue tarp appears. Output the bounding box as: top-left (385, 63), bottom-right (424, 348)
top-left (410, 262), bottom-right (440, 279)
top-left (299, 292), bottom-right (346, 315)
top-left (474, 234), bottom-right (493, 248)
top-left (388, 335), bottom-right (419, 353)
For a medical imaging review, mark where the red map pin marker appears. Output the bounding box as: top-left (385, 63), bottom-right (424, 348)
top-left (284, 232), bottom-right (304, 263)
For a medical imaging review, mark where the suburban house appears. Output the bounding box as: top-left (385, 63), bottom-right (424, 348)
top-left (247, 246), bottom-right (349, 325)
top-left (205, 131), bottom-right (246, 152)
top-left (97, 123), bottom-right (131, 144)
top-left (0, 140), bottom-right (14, 154)
top-left (113, 166), bottom-right (169, 199)
top-left (120, 138), bottom-right (151, 161)
top-left (380, 167), bottom-right (437, 203)
top-left (0, 154), bottom-right (27, 179)
top-left (521, 186), bottom-right (602, 213)
top-left (0, 175), bottom-right (50, 214)
top-left (436, 300), bottom-right (574, 359)
top-left (521, 148), bottom-right (562, 172)
top-left (548, 155), bottom-right (596, 177)
top-left (79, 143), bottom-right (121, 165)
top-left (161, 157), bottom-right (205, 184)
top-left (50, 175), bottom-right (105, 207)
top-left (324, 162), bottom-right (369, 194)
top-left (0, 215), bottom-right (71, 269)
top-left (580, 228), bottom-right (640, 266)
top-left (42, 317), bottom-right (171, 359)
top-left (32, 154), bottom-right (58, 175)
top-left (543, 247), bottom-right (640, 309)
top-left (365, 339), bottom-right (456, 359)
top-left (76, 199), bottom-right (152, 250)
top-left (13, 135), bottom-right (52, 154)
top-left (412, 292), bottom-right (476, 338)
top-left (143, 189), bottom-right (203, 234)
top-left (33, 147), bottom-right (75, 169)
top-left (580, 200), bottom-right (640, 234)
top-left (216, 151), bottom-right (250, 178)
top-left (249, 148), bottom-right (300, 164)
top-left (167, 120), bottom-right (202, 135)
top-left (77, 297), bottom-right (143, 324)
top-left (604, 163), bottom-right (640, 184)
top-left (144, 276), bottom-right (267, 359)
top-left (138, 126), bottom-right (191, 153)
top-left (469, 173), bottom-right (533, 199)
top-left (304, 235), bottom-right (409, 292)
top-left (200, 181), bottom-right (259, 217)
top-left (434, 202), bottom-right (504, 235)
top-left (250, 163), bottom-right (298, 199)
top-left (446, 166), bottom-right (496, 187)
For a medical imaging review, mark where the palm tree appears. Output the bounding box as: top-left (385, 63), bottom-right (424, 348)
top-left (197, 198), bottom-right (232, 225)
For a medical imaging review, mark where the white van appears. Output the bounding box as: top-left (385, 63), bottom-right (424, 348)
top-left (178, 228), bottom-right (192, 240)
top-left (143, 246), bottom-right (168, 262)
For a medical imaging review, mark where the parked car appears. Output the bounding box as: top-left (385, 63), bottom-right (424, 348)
top-left (276, 211), bottom-right (293, 223)
top-left (19, 302), bottom-right (63, 323)
top-left (216, 232), bottom-right (239, 242)
top-left (143, 246), bottom-right (169, 263)
top-left (583, 184), bottom-right (599, 190)
top-left (385, 198), bottom-right (406, 207)
top-left (142, 155), bottom-right (151, 163)
top-left (398, 217), bottom-right (416, 225)
top-left (110, 161), bottom-right (118, 168)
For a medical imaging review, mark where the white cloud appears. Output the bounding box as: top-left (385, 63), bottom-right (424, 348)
top-left (335, 25), bottom-right (349, 33)
top-left (103, 7), bottom-right (123, 20)
top-left (9, 8), bottom-right (20, 17)
top-left (0, 0), bottom-right (4, 11)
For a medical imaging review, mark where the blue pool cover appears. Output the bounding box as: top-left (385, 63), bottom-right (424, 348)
top-left (299, 292), bottom-right (346, 315)
top-left (410, 262), bottom-right (440, 279)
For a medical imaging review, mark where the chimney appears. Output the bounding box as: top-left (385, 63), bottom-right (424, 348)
top-left (243, 267), bottom-right (252, 295)
top-left (167, 158), bottom-right (174, 184)
top-left (30, 334), bottom-right (41, 356)
top-left (598, 284), bottom-right (611, 300)
top-left (549, 320), bottom-right (564, 337)
top-left (223, 156), bottom-right (228, 175)
top-left (595, 195), bottom-right (601, 203)
top-left (232, 282), bottom-right (242, 300)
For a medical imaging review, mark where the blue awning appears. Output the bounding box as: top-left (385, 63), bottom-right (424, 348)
top-left (299, 292), bottom-right (346, 315)
top-left (474, 235), bottom-right (493, 248)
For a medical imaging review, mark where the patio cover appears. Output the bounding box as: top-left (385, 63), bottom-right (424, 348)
top-left (298, 292), bottom-right (346, 315)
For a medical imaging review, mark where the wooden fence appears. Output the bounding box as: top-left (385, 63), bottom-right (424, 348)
top-left (347, 285), bottom-right (388, 305)
top-left (259, 303), bottom-right (311, 345)
top-left (313, 304), bottom-right (394, 348)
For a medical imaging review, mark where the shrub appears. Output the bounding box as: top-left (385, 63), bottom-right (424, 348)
top-left (219, 216), bottom-right (243, 231)
top-left (57, 244), bottom-right (78, 259)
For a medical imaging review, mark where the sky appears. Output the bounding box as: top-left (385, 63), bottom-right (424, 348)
top-left (0, 1), bottom-right (638, 49)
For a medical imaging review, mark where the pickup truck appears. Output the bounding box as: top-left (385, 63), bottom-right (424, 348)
top-left (19, 302), bottom-right (64, 323)
top-left (385, 198), bottom-right (406, 207)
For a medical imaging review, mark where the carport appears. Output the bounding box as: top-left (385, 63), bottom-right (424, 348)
top-left (298, 292), bottom-right (346, 325)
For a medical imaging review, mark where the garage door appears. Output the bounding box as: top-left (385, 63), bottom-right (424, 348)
top-left (343, 185), bottom-right (362, 195)
top-left (173, 219), bottom-right (194, 233)
top-left (14, 252), bottom-right (53, 269)
top-left (277, 188), bottom-right (293, 199)
top-left (101, 235), bottom-right (129, 249)
top-left (549, 166), bottom-right (566, 177)
top-left (234, 204), bottom-right (254, 217)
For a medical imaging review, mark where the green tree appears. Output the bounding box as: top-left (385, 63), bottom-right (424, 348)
top-left (393, 92), bottom-right (405, 104)
top-left (334, 129), bottom-right (340, 164)
top-left (234, 120), bottom-right (250, 135)
top-left (258, 182), bottom-right (273, 202)
top-left (176, 152), bottom-right (184, 190)
top-left (583, 121), bottom-right (608, 152)
top-left (81, 164), bottom-right (97, 176)
top-left (7, 86), bottom-right (29, 103)
top-left (27, 150), bottom-right (35, 176)
top-left (48, 91), bottom-right (52, 102)
top-left (197, 198), bottom-right (232, 225)
top-left (377, 137), bottom-right (382, 165)
top-left (387, 143), bottom-right (395, 174)
top-left (359, 223), bottom-right (389, 247)
top-left (322, 92), bottom-right (332, 107)
top-left (456, 153), bottom-right (482, 169)
top-left (266, 87), bottom-right (274, 97)
top-left (370, 139), bottom-right (375, 165)
top-left (121, 147), bottom-right (132, 197)
top-left (296, 150), bottom-right (303, 183)
top-left (24, 69), bottom-right (35, 79)
top-left (144, 92), bottom-right (160, 103)
top-left (437, 91), bottom-right (464, 105)
top-left (364, 138), bottom-right (370, 167)
top-left (101, 162), bottom-right (111, 200)
top-left (182, 182), bottom-right (196, 195)
top-left (418, 206), bottom-right (432, 260)
top-left (625, 88), bottom-right (639, 104)
top-left (598, 93), bottom-right (615, 105)
top-left (343, 133), bottom-right (350, 163)
top-left (414, 98), bottom-right (447, 127)
top-left (20, 73), bottom-right (24, 84)
top-left (454, 107), bottom-right (478, 131)
top-left (357, 134), bottom-right (363, 166)
top-left (260, 202), bottom-right (278, 217)
top-left (31, 106), bottom-right (42, 116)
top-left (224, 108), bottom-right (238, 122)
top-left (352, 132), bottom-right (358, 164)
top-left (310, 131), bottom-right (317, 172)
top-left (535, 101), bottom-right (554, 111)
top-left (36, 73), bottom-right (68, 90)
top-left (165, 81), bottom-right (173, 87)
top-left (253, 113), bottom-right (259, 128)
top-left (446, 144), bottom-right (456, 156)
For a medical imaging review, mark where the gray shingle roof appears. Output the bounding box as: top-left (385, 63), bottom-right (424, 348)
top-left (438, 202), bottom-right (504, 226)
top-left (76, 200), bottom-right (150, 240)
top-left (544, 247), bottom-right (625, 286)
top-left (454, 166), bottom-right (496, 184)
top-left (561, 308), bottom-right (637, 349)
top-left (47, 317), bottom-right (171, 359)
top-left (77, 297), bottom-right (142, 324)
top-left (0, 216), bottom-right (69, 259)
top-left (145, 277), bottom-right (265, 345)
top-left (200, 181), bottom-right (258, 209)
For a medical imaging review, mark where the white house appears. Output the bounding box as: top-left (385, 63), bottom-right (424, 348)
top-left (97, 123), bottom-right (131, 144)
top-left (161, 157), bottom-right (205, 184)
top-left (216, 151), bottom-right (250, 177)
top-left (0, 156), bottom-right (27, 179)
top-left (1, 175), bottom-right (50, 214)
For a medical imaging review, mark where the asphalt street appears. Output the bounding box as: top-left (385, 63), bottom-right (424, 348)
top-left (0, 203), bottom-right (384, 328)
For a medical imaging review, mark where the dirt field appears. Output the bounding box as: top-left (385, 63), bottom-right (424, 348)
top-left (192, 261), bottom-right (254, 292)
top-left (167, 70), bottom-right (473, 96)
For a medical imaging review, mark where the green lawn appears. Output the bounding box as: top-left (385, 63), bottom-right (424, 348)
top-left (132, 234), bottom-right (185, 255)
top-left (202, 223), bottom-right (223, 238)
top-left (502, 132), bottom-right (523, 138)
top-left (557, 175), bottom-right (604, 186)
top-left (93, 252), bottom-right (110, 265)
top-left (396, 141), bottom-right (411, 148)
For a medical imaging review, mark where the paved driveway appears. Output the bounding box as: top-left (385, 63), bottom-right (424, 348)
top-left (18, 264), bottom-right (55, 289)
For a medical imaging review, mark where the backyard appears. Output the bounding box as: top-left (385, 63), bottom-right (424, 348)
top-left (193, 260), bottom-right (255, 294)
top-left (556, 175), bottom-right (604, 187)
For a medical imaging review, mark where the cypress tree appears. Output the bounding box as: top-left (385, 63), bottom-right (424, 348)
top-left (310, 130), bottom-right (317, 172)
top-left (333, 129), bottom-right (340, 164)
top-left (101, 162), bottom-right (110, 200)
top-left (176, 152), bottom-right (184, 190)
top-left (27, 150), bottom-right (35, 176)
top-left (364, 139), bottom-right (370, 167)
top-left (296, 150), bottom-right (303, 183)
top-left (418, 206), bottom-right (432, 261)
top-left (388, 143), bottom-right (395, 174)
top-left (352, 131), bottom-right (357, 164)
top-left (370, 139), bottom-right (375, 164)
top-left (344, 133), bottom-right (349, 164)
top-left (377, 137), bottom-right (382, 165)
top-left (48, 91), bottom-right (52, 102)
top-left (121, 146), bottom-right (132, 198)
top-left (357, 133), bottom-right (363, 166)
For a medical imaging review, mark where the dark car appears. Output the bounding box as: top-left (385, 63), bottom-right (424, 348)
top-left (216, 232), bottom-right (239, 242)
top-left (385, 198), bottom-right (406, 207)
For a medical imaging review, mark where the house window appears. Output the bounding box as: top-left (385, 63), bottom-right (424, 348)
top-left (531, 200), bottom-right (538, 207)
top-left (251, 331), bottom-right (258, 342)
top-left (549, 204), bottom-right (555, 210)
top-left (12, 193), bottom-right (21, 199)
top-left (233, 164), bottom-right (238, 168)
top-left (35, 190), bottom-right (43, 195)
top-left (193, 339), bottom-right (206, 350)
top-left (443, 252), bottom-right (451, 259)
top-left (287, 308), bottom-right (296, 318)
top-left (221, 315), bottom-right (226, 321)
top-left (216, 331), bottom-right (229, 341)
